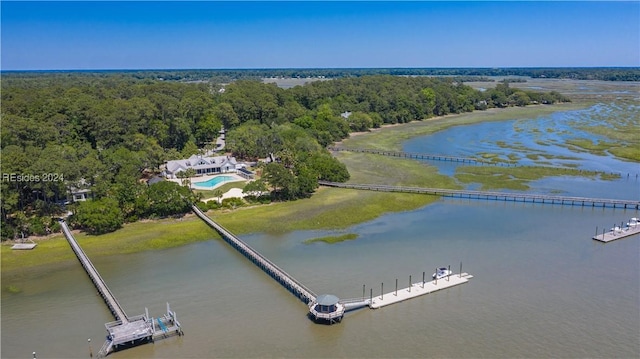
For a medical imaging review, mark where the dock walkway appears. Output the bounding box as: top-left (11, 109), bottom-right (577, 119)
top-left (328, 147), bottom-right (487, 165)
top-left (192, 205), bottom-right (317, 304)
top-left (60, 220), bottom-right (129, 323)
top-left (319, 181), bottom-right (640, 209)
top-left (60, 220), bottom-right (182, 357)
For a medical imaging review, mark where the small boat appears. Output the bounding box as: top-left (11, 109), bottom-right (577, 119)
top-left (432, 267), bottom-right (452, 279)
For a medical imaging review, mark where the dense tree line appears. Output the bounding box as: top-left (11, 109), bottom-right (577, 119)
top-left (3, 67), bottom-right (639, 83)
top-left (1, 74), bottom-right (567, 239)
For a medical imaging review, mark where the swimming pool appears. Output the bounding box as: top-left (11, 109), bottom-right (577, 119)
top-left (193, 175), bottom-right (235, 188)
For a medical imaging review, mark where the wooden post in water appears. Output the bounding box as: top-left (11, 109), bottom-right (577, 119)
top-left (370, 288), bottom-right (373, 304)
top-left (448, 265), bottom-right (451, 281)
top-left (395, 278), bottom-right (398, 296)
top-left (33, 352), bottom-right (36, 359)
top-left (460, 262), bottom-right (463, 278)
top-left (409, 275), bottom-right (412, 292)
top-left (363, 284), bottom-right (365, 300)
top-left (595, 226), bottom-right (598, 237)
top-left (381, 283), bottom-right (384, 300)
top-left (88, 338), bottom-right (93, 358)
top-left (434, 267), bottom-right (438, 285)
top-left (422, 271), bottom-right (425, 288)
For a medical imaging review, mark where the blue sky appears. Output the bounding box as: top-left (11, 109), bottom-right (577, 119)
top-left (2, 1), bottom-right (638, 70)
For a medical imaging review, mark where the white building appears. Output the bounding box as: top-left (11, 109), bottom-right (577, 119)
top-left (165, 154), bottom-right (238, 179)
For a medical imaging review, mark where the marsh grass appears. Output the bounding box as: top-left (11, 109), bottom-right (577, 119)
top-left (564, 100), bottom-right (640, 162)
top-left (1, 216), bottom-right (215, 274)
top-left (341, 103), bottom-right (588, 151)
top-left (304, 233), bottom-right (358, 244)
top-left (454, 165), bottom-right (620, 190)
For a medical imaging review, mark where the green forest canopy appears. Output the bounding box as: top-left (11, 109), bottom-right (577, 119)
top-left (1, 72), bottom-right (570, 238)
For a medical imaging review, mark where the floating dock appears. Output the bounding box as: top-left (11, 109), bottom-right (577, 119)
top-left (592, 219), bottom-right (640, 243)
top-left (370, 273), bottom-right (473, 309)
top-left (11, 242), bottom-right (37, 250)
top-left (59, 220), bottom-right (182, 357)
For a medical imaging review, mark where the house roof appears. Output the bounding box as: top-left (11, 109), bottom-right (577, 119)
top-left (166, 155), bottom-right (237, 173)
top-left (315, 294), bottom-right (340, 306)
top-left (148, 176), bottom-right (164, 185)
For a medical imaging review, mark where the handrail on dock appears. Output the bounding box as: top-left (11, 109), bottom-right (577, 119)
top-left (192, 205), bottom-right (317, 304)
top-left (328, 147), bottom-right (486, 165)
top-left (59, 220), bottom-right (129, 322)
top-left (319, 181), bottom-right (640, 209)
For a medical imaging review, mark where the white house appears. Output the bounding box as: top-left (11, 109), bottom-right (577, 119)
top-left (165, 154), bottom-right (238, 179)
top-left (68, 178), bottom-right (92, 202)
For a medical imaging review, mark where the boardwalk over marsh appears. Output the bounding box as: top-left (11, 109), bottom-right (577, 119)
top-left (319, 181), bottom-right (640, 209)
top-left (329, 147), bottom-right (487, 165)
top-left (192, 205), bottom-right (317, 304)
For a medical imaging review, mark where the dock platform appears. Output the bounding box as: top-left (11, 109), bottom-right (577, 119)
top-left (592, 225), bottom-right (640, 243)
top-left (370, 273), bottom-right (473, 309)
top-left (59, 220), bottom-right (182, 357)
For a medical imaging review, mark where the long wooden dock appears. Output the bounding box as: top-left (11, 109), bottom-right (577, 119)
top-left (60, 220), bottom-right (129, 322)
top-left (192, 205), bottom-right (317, 304)
top-left (329, 147), bottom-right (488, 165)
top-left (60, 220), bottom-right (182, 357)
top-left (319, 181), bottom-right (640, 209)
top-left (192, 207), bottom-right (477, 323)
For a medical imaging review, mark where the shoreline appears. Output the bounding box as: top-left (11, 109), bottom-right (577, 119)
top-left (0, 101), bottom-right (612, 276)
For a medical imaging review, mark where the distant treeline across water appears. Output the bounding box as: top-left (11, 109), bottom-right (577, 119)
top-left (2, 67), bottom-right (639, 82)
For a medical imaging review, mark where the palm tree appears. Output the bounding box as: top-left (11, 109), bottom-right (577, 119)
top-left (213, 189), bottom-right (224, 204)
top-left (181, 168), bottom-right (197, 190)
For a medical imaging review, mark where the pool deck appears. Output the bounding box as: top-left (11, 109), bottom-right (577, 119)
top-left (168, 173), bottom-right (246, 190)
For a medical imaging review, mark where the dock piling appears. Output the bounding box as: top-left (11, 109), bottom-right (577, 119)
top-left (409, 275), bottom-right (412, 292)
top-left (395, 279), bottom-right (398, 296)
top-left (422, 272), bottom-right (425, 288)
top-left (89, 338), bottom-right (93, 358)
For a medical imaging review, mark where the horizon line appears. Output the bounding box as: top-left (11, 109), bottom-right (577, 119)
top-left (3, 66), bottom-right (640, 73)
